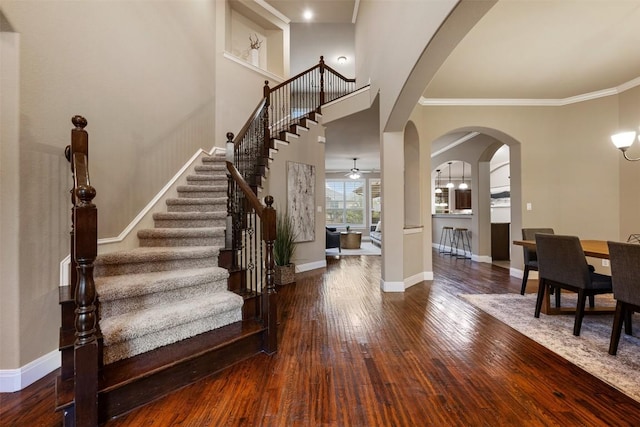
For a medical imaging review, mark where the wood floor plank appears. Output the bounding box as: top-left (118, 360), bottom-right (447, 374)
top-left (2, 252), bottom-right (640, 426)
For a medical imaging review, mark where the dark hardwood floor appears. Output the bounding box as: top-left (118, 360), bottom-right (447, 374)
top-left (3, 251), bottom-right (640, 426)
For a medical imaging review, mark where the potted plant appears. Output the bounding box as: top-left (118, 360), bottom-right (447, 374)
top-left (273, 211), bottom-right (297, 285)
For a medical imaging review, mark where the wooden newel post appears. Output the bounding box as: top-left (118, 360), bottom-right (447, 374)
top-left (70, 116), bottom-right (99, 427)
top-left (318, 56), bottom-right (325, 113)
top-left (262, 195), bottom-right (278, 354)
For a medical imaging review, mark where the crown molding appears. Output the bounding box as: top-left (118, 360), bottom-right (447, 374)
top-left (420, 76), bottom-right (640, 107)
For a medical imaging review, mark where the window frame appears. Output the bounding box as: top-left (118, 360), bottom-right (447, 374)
top-left (325, 179), bottom-right (367, 228)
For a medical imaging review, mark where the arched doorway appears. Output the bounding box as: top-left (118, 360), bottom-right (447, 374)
top-left (429, 128), bottom-right (522, 273)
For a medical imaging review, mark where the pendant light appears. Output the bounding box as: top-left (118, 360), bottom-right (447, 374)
top-left (435, 169), bottom-right (442, 194)
top-left (458, 162), bottom-right (468, 190)
top-left (446, 162), bottom-right (454, 188)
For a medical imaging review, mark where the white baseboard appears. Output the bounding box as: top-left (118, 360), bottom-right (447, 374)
top-left (473, 255), bottom-right (492, 263)
top-left (296, 260), bottom-right (326, 273)
top-left (510, 268), bottom-right (533, 280)
top-left (0, 350), bottom-right (60, 392)
top-left (380, 279), bottom-right (405, 292)
top-left (404, 271), bottom-right (433, 289)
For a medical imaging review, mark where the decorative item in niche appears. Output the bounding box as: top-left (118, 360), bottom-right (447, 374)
top-left (287, 161), bottom-right (315, 243)
top-left (249, 33), bottom-right (262, 67)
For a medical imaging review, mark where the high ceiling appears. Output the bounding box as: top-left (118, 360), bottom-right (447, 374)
top-left (265, 0), bottom-right (356, 23)
top-left (264, 0), bottom-right (640, 174)
top-left (423, 1), bottom-right (640, 100)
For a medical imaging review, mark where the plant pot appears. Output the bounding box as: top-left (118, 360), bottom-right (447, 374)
top-left (274, 263), bottom-right (295, 285)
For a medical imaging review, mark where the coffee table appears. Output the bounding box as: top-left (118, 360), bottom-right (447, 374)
top-left (340, 232), bottom-right (362, 249)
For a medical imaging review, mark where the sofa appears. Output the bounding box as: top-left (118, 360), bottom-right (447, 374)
top-left (370, 222), bottom-right (382, 247)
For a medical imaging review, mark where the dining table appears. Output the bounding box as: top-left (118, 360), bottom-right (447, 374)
top-left (513, 239), bottom-right (612, 315)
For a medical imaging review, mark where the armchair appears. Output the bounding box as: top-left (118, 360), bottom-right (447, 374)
top-left (326, 227), bottom-right (341, 252)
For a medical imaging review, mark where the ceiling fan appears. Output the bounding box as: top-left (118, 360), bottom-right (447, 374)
top-left (346, 158), bottom-right (368, 179)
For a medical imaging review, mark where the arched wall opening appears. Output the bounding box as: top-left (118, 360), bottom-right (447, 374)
top-left (430, 127), bottom-right (522, 272)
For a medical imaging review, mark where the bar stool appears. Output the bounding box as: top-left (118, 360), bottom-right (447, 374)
top-left (439, 226), bottom-right (454, 254)
top-left (452, 228), bottom-right (471, 259)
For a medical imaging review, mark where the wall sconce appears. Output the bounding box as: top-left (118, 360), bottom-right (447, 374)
top-left (611, 131), bottom-right (640, 161)
top-left (337, 56), bottom-right (347, 64)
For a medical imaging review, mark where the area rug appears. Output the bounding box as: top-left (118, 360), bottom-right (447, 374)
top-left (459, 292), bottom-right (640, 402)
top-left (326, 241), bottom-right (381, 256)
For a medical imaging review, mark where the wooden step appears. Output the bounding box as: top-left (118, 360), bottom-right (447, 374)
top-left (56, 319), bottom-right (266, 423)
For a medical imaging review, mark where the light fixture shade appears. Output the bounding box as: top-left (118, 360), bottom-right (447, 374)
top-left (435, 188), bottom-right (443, 194)
top-left (349, 172), bottom-right (360, 179)
top-left (611, 131), bottom-right (637, 149)
top-left (446, 182), bottom-right (455, 188)
top-left (337, 56), bottom-right (347, 64)
top-left (458, 182), bottom-right (468, 190)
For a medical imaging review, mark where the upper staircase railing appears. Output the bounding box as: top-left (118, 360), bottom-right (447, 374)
top-left (225, 56), bottom-right (358, 353)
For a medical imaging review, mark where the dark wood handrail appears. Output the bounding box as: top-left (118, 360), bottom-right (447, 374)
top-left (226, 160), bottom-right (264, 217)
top-left (323, 63), bottom-right (356, 83)
top-left (270, 56), bottom-right (354, 92)
top-left (233, 98), bottom-right (267, 149)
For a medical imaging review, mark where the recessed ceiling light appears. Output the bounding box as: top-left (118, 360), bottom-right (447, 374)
top-left (303, 9), bottom-right (313, 20)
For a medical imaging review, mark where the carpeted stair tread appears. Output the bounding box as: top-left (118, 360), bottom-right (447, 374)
top-left (152, 211), bottom-right (227, 221)
top-left (186, 174), bottom-right (227, 184)
top-left (101, 291), bottom-right (242, 345)
top-left (152, 211), bottom-right (226, 229)
top-left (137, 227), bottom-right (225, 239)
top-left (95, 246), bottom-right (219, 267)
top-left (101, 291), bottom-right (243, 363)
top-left (177, 184), bottom-right (226, 192)
top-left (201, 155), bottom-right (226, 163)
top-left (166, 197), bottom-right (226, 205)
top-left (194, 164), bottom-right (226, 174)
top-left (96, 267), bottom-right (229, 302)
top-left (138, 227), bottom-right (225, 247)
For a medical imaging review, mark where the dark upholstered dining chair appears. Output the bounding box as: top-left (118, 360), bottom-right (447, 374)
top-left (326, 227), bottom-right (341, 253)
top-left (607, 241), bottom-right (640, 355)
top-left (534, 234), bottom-right (613, 336)
top-left (521, 228), bottom-right (555, 295)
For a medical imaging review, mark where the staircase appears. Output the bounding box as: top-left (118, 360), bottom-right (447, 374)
top-left (95, 154), bottom-right (241, 365)
top-left (56, 151), bottom-right (268, 424)
top-left (58, 56), bottom-right (359, 426)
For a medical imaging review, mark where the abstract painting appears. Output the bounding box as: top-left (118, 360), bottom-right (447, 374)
top-left (287, 161), bottom-right (315, 242)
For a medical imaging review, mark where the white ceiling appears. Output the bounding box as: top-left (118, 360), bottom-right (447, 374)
top-left (424, 0), bottom-right (640, 100)
top-left (265, 0), bottom-right (356, 23)
top-left (264, 0), bottom-right (640, 173)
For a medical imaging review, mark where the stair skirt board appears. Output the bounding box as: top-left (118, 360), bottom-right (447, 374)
top-left (101, 292), bottom-right (243, 365)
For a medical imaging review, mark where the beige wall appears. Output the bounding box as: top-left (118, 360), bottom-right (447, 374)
top-left (0, 0), bottom-right (273, 372)
top-left (262, 126), bottom-right (326, 270)
top-left (354, 0), bottom-right (459, 131)
top-left (1, 28), bottom-right (21, 370)
top-left (617, 85), bottom-right (640, 241)
top-left (417, 95), bottom-right (623, 272)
